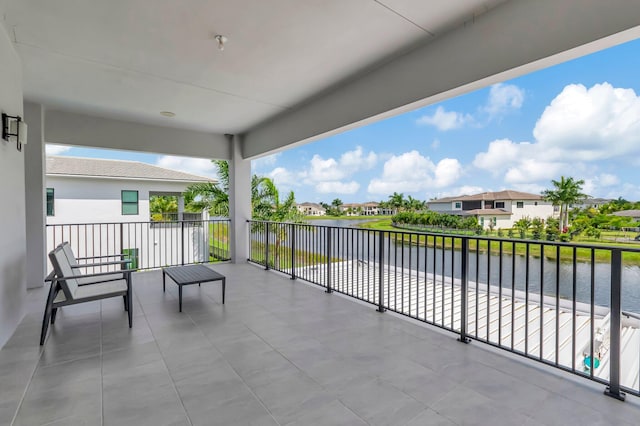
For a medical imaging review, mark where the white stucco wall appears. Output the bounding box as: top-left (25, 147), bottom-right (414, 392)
top-left (0, 21), bottom-right (26, 348)
top-left (507, 200), bottom-right (556, 226)
top-left (45, 176), bottom-right (197, 225)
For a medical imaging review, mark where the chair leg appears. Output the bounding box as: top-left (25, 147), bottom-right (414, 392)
top-left (51, 308), bottom-right (58, 324)
top-left (127, 287), bottom-right (133, 328)
top-left (123, 295), bottom-right (128, 311)
top-left (40, 283), bottom-right (57, 345)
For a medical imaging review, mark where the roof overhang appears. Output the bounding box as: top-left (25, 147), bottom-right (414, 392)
top-left (5, 0), bottom-right (640, 159)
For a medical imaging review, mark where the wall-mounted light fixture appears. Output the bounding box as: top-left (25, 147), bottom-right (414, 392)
top-left (2, 113), bottom-right (28, 152)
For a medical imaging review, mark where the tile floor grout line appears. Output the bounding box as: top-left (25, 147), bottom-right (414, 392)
top-left (182, 303), bottom-right (284, 426)
top-left (100, 300), bottom-right (104, 426)
top-left (9, 340), bottom-right (46, 426)
top-left (134, 285), bottom-right (195, 426)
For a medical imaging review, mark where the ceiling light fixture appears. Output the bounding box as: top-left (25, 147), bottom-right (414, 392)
top-left (214, 35), bottom-right (228, 51)
top-left (160, 111), bottom-right (175, 117)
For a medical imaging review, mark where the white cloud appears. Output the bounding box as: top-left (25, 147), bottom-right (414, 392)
top-left (533, 83), bottom-right (640, 161)
top-left (308, 146), bottom-right (377, 182)
top-left (598, 173), bottom-right (619, 187)
top-left (268, 167), bottom-right (296, 187)
top-left (309, 155), bottom-right (342, 181)
top-left (582, 173), bottom-right (620, 197)
top-left (472, 82), bottom-right (640, 194)
top-left (510, 183), bottom-right (546, 194)
top-left (252, 153), bottom-right (280, 170)
top-left (472, 139), bottom-right (529, 174)
top-left (485, 83), bottom-right (524, 116)
top-left (416, 106), bottom-right (472, 131)
top-left (504, 159), bottom-right (566, 184)
top-left (156, 156), bottom-right (217, 178)
top-left (316, 181), bottom-right (360, 194)
top-left (46, 144), bottom-right (71, 155)
top-left (367, 150), bottom-right (462, 194)
top-left (303, 146), bottom-right (377, 193)
top-left (339, 146), bottom-right (377, 170)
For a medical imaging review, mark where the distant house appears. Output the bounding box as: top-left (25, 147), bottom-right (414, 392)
top-left (46, 156), bottom-right (215, 224)
top-left (340, 201), bottom-right (394, 216)
top-left (45, 156), bottom-right (218, 269)
top-left (297, 202), bottom-right (326, 216)
top-left (428, 190), bottom-right (557, 229)
top-left (570, 198), bottom-right (612, 210)
top-left (611, 210), bottom-right (640, 221)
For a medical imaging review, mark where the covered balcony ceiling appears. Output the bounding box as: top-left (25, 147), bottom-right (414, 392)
top-left (3, 0), bottom-right (640, 157)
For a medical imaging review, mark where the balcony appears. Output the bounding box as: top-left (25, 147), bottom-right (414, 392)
top-left (4, 220), bottom-right (640, 424)
top-left (3, 262), bottom-right (640, 425)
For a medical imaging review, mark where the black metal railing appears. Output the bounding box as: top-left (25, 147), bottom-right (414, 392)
top-left (150, 212), bottom-right (204, 222)
top-left (47, 219), bottom-right (231, 272)
top-left (248, 220), bottom-right (640, 400)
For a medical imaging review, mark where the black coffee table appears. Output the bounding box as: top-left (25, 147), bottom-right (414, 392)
top-left (162, 264), bottom-right (226, 312)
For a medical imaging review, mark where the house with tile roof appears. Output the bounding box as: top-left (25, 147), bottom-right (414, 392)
top-left (297, 202), bottom-right (326, 216)
top-left (427, 190), bottom-right (558, 229)
top-left (45, 156), bottom-right (215, 224)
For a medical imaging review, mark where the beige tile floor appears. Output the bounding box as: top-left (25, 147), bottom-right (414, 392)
top-left (1, 263), bottom-right (640, 425)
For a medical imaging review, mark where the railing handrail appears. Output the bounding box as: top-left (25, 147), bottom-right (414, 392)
top-left (48, 218), bottom-right (230, 227)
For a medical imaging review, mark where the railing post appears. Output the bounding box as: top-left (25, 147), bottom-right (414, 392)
top-left (119, 223), bottom-right (124, 256)
top-left (290, 223), bottom-right (296, 280)
top-left (265, 222), bottom-right (270, 270)
top-left (458, 237), bottom-right (470, 343)
top-left (181, 221), bottom-right (185, 266)
top-left (377, 231), bottom-right (385, 313)
top-left (325, 227), bottom-right (332, 293)
top-left (605, 249), bottom-right (625, 400)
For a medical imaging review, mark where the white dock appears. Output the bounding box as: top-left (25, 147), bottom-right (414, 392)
top-left (291, 260), bottom-right (640, 390)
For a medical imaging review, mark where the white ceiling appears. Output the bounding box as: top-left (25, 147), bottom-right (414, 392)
top-left (1, 0), bottom-right (506, 134)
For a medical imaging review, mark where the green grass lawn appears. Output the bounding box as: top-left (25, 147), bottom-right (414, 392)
top-left (304, 215), bottom-right (394, 221)
top-left (356, 218), bottom-right (640, 265)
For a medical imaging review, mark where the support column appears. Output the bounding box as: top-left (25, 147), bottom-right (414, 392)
top-left (177, 195), bottom-right (185, 221)
top-left (228, 134), bottom-right (251, 263)
top-left (23, 102), bottom-right (46, 288)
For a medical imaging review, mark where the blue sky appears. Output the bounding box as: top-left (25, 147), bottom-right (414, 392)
top-left (47, 38), bottom-right (640, 203)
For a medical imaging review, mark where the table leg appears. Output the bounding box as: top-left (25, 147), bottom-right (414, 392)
top-left (163, 272), bottom-right (166, 292)
top-left (179, 285), bottom-right (183, 312)
top-left (222, 278), bottom-right (225, 304)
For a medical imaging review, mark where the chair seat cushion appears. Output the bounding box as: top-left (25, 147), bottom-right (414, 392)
top-left (54, 279), bottom-right (128, 304)
top-left (77, 273), bottom-right (123, 285)
top-left (75, 279), bottom-right (128, 300)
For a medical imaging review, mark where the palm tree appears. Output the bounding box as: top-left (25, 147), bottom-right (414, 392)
top-left (405, 196), bottom-right (426, 212)
top-left (542, 176), bottom-right (588, 232)
top-left (388, 192), bottom-right (405, 214)
top-left (185, 160), bottom-right (289, 218)
top-left (186, 160), bottom-right (303, 266)
top-left (184, 160), bottom-right (229, 216)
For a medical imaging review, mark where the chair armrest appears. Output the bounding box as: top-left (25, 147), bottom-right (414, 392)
top-left (45, 270), bottom-right (56, 282)
top-left (76, 254), bottom-right (125, 260)
top-left (57, 270), bottom-right (135, 281)
top-left (71, 260), bottom-right (132, 268)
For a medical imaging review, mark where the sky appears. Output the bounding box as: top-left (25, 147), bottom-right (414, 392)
top-left (47, 37), bottom-right (640, 204)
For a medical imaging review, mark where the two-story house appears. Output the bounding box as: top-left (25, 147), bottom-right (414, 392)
top-left (45, 156), bottom-right (217, 269)
top-left (297, 202), bottom-right (326, 216)
top-left (428, 190), bottom-right (557, 229)
top-left (46, 156), bottom-right (214, 224)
